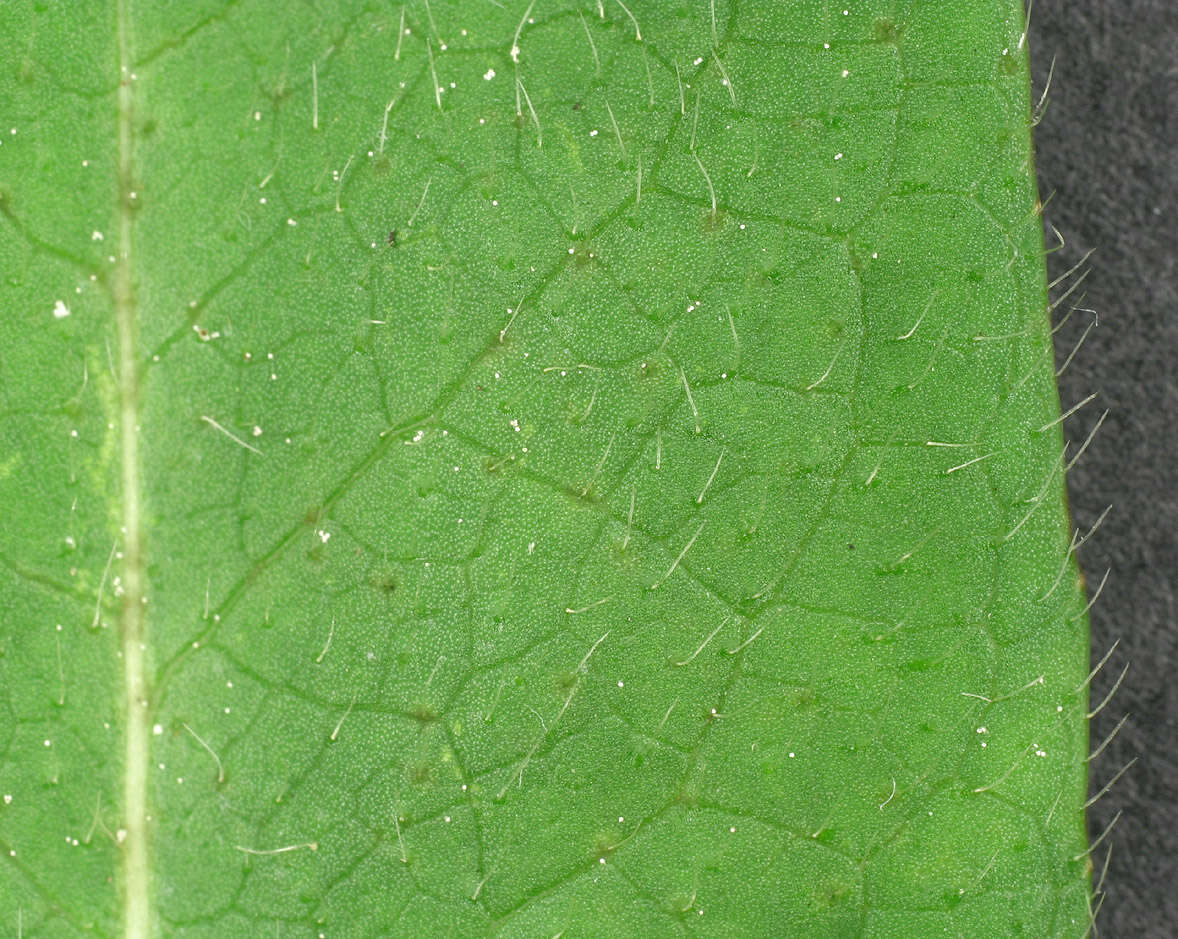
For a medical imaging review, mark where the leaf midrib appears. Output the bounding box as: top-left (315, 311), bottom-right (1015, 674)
top-left (114, 1), bottom-right (149, 936)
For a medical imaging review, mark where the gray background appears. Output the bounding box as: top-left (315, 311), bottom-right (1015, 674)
top-left (1029, 1), bottom-right (1177, 934)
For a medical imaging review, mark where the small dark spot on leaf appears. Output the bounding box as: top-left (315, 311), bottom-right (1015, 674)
top-left (872, 18), bottom-right (904, 44)
top-left (370, 572), bottom-right (398, 594)
top-left (574, 482), bottom-right (600, 503)
top-left (674, 785), bottom-right (699, 808)
top-left (387, 229), bottom-right (397, 246)
top-left (791, 686), bottom-right (817, 709)
top-left (557, 671), bottom-right (578, 693)
top-left (847, 244), bottom-right (866, 272)
top-left (483, 453), bottom-right (516, 474)
top-left (590, 831), bottom-right (618, 858)
top-left (813, 826), bottom-right (837, 845)
top-left (571, 245), bottom-right (596, 267)
top-left (409, 704), bottom-right (438, 724)
top-left (736, 596), bottom-right (759, 616)
top-left (812, 881), bottom-right (854, 910)
top-left (790, 115), bottom-right (823, 137)
top-left (637, 357), bottom-right (663, 380)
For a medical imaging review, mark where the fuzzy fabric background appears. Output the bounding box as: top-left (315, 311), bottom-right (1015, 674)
top-left (1029, 1), bottom-right (1177, 934)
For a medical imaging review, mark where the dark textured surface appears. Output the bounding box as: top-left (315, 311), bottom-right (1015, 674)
top-left (1030, 1), bottom-right (1178, 935)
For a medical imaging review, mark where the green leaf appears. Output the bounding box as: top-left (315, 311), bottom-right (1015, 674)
top-left (0, 0), bottom-right (1095, 935)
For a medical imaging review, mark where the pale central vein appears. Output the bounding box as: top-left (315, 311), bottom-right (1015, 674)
top-left (115, 0), bottom-right (150, 936)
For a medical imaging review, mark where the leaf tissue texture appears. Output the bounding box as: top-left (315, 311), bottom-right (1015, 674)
top-left (0, 0), bottom-right (1094, 936)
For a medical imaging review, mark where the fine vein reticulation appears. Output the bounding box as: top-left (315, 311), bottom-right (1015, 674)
top-left (0, 1), bottom-right (1100, 937)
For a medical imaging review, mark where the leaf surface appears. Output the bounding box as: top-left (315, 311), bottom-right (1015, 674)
top-left (0, 0), bottom-right (1094, 936)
